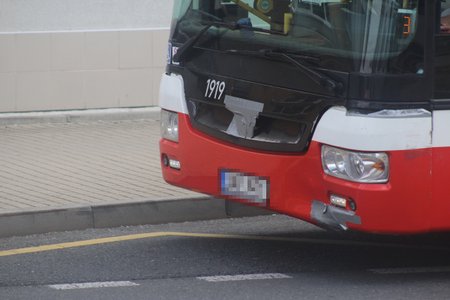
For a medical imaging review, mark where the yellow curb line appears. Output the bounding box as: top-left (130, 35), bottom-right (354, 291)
top-left (0, 231), bottom-right (446, 257)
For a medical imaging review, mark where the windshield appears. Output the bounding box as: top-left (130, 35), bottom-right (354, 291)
top-left (171, 0), bottom-right (423, 74)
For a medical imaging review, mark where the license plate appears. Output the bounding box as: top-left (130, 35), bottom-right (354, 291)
top-left (220, 170), bottom-right (269, 204)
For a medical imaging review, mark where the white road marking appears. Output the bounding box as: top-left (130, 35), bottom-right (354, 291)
top-left (48, 281), bottom-right (139, 290)
top-left (197, 273), bottom-right (292, 282)
top-left (369, 266), bottom-right (450, 274)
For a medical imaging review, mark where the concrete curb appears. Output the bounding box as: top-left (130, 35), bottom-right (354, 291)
top-left (0, 107), bottom-right (161, 126)
top-left (0, 197), bottom-right (270, 238)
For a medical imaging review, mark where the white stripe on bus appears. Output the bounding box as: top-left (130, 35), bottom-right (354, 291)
top-left (313, 106), bottom-right (432, 151)
top-left (159, 73), bottom-right (189, 114)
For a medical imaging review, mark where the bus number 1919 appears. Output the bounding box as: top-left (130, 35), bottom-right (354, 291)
top-left (205, 79), bottom-right (226, 100)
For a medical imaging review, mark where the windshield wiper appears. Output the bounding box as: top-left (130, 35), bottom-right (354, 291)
top-left (174, 21), bottom-right (239, 63)
top-left (173, 19), bottom-right (284, 63)
top-left (226, 48), bottom-right (343, 95)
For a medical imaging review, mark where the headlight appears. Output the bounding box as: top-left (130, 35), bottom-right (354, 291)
top-left (321, 145), bottom-right (389, 183)
top-left (160, 109), bottom-right (179, 142)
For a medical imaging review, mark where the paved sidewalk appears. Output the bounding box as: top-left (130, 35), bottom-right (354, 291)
top-left (0, 108), bottom-right (266, 237)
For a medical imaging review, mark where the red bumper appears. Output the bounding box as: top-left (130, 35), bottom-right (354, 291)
top-left (160, 113), bottom-right (439, 234)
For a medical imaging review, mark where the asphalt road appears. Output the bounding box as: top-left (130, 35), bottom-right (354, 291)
top-left (1, 215), bottom-right (450, 299)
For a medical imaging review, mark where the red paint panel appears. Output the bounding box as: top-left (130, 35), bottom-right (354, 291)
top-left (431, 147), bottom-right (450, 232)
top-left (160, 114), bottom-right (435, 234)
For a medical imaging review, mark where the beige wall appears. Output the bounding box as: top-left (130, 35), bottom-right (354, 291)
top-left (0, 0), bottom-right (174, 113)
top-left (0, 29), bottom-right (169, 112)
top-left (0, 0), bottom-right (173, 32)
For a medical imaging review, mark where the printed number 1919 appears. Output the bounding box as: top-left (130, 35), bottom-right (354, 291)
top-left (205, 79), bottom-right (225, 100)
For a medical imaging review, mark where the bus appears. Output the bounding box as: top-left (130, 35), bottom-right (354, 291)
top-left (159, 0), bottom-right (450, 234)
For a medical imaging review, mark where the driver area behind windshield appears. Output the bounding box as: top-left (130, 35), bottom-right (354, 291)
top-left (172, 0), bottom-right (423, 74)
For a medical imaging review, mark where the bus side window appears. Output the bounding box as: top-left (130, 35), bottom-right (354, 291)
top-left (434, 1), bottom-right (450, 99)
top-left (441, 2), bottom-right (450, 33)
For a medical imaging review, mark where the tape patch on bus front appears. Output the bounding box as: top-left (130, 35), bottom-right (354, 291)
top-left (220, 170), bottom-right (269, 205)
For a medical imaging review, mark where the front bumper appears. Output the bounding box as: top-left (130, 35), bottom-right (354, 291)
top-left (160, 113), bottom-right (433, 234)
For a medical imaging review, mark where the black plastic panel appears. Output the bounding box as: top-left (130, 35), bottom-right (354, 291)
top-left (180, 67), bottom-right (343, 153)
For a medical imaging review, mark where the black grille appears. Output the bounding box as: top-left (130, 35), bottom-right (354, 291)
top-left (181, 68), bottom-right (343, 153)
top-left (189, 101), bottom-right (305, 146)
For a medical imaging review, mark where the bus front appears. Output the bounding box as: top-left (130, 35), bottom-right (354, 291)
top-left (159, 0), bottom-right (438, 234)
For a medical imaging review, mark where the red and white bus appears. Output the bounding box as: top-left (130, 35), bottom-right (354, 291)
top-left (159, 0), bottom-right (450, 234)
